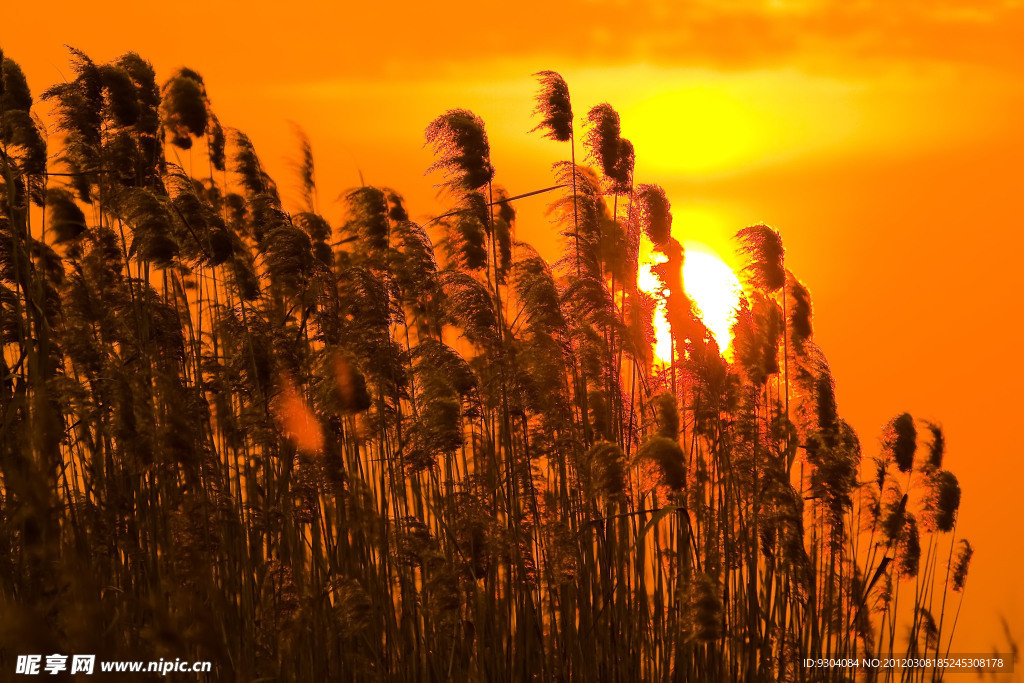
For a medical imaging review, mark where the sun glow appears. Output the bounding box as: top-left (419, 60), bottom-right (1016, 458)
top-left (637, 239), bottom-right (742, 364)
top-left (682, 244), bottom-right (743, 354)
top-left (637, 250), bottom-right (672, 363)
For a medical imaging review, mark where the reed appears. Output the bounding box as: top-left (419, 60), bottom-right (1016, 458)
top-left (0, 52), bottom-right (976, 682)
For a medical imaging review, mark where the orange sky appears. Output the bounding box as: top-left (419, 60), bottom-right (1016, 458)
top-left (4, 0), bottom-right (1023, 660)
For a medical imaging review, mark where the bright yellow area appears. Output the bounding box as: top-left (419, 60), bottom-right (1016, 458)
top-left (629, 86), bottom-right (758, 175)
top-left (668, 204), bottom-right (744, 271)
top-left (637, 247), bottom-right (672, 364)
top-left (681, 244), bottom-right (743, 354)
top-left (637, 238), bottom-right (741, 363)
top-left (622, 68), bottom-right (860, 175)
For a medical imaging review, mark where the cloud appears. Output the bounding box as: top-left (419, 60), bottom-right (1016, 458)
top-left (549, 0), bottom-right (1024, 73)
top-left (309, 0), bottom-right (1024, 79)
top-left (6, 0), bottom-right (1021, 93)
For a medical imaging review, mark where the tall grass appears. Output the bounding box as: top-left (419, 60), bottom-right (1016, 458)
top-left (0, 49), bottom-right (975, 681)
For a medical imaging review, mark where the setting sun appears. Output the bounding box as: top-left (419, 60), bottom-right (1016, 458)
top-left (637, 238), bottom-right (741, 362)
top-left (636, 240), bottom-right (672, 363)
top-left (682, 243), bottom-right (742, 354)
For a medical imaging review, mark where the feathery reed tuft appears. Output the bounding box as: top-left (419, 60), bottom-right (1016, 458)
top-left (736, 224), bottom-right (785, 292)
top-left (653, 392), bottom-right (680, 440)
top-left (922, 469), bottom-right (960, 533)
top-left (425, 109), bottom-right (494, 192)
top-left (631, 183), bottom-right (672, 247)
top-left (584, 103), bottom-right (622, 180)
top-left (882, 412), bottom-right (917, 473)
top-left (45, 189), bottom-right (87, 244)
top-left (531, 71), bottom-right (573, 142)
top-left (924, 420), bottom-right (945, 469)
top-left (637, 435), bottom-right (686, 491)
top-left (950, 540), bottom-right (973, 592)
top-left (160, 67), bottom-right (208, 148)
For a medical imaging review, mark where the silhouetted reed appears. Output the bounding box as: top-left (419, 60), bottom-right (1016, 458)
top-left (0, 52), bottom-right (978, 682)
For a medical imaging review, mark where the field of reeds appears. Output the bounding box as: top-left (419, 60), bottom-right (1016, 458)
top-left (0, 48), bottom-right (975, 681)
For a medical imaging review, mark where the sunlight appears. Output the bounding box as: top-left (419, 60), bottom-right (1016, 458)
top-left (637, 249), bottom-right (672, 364)
top-left (629, 86), bottom-right (757, 174)
top-left (619, 68), bottom-right (860, 176)
top-left (681, 243), bottom-right (743, 354)
top-left (638, 238), bottom-right (741, 363)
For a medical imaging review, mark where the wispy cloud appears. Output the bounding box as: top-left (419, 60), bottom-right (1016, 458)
top-left (9, 0), bottom-right (1021, 90)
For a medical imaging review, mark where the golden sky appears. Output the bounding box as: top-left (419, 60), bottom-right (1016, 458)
top-left (4, 0), bottom-right (1023, 658)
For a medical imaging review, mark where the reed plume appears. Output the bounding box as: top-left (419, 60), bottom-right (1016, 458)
top-left (531, 70), bottom-right (572, 142)
top-left (883, 412), bottom-right (917, 474)
top-left (425, 109), bottom-right (494, 193)
top-left (1, 49), bottom-right (978, 683)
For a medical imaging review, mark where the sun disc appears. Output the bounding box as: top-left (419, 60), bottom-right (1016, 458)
top-left (637, 252), bottom-right (673, 364)
top-left (682, 246), bottom-right (742, 354)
